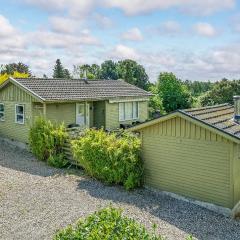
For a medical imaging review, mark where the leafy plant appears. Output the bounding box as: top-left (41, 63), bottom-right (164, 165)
top-left (47, 153), bottom-right (68, 168)
top-left (157, 72), bottom-right (192, 112)
top-left (54, 206), bottom-right (164, 240)
top-left (29, 117), bottom-right (68, 168)
top-left (71, 129), bottom-right (142, 190)
top-left (200, 78), bottom-right (240, 106)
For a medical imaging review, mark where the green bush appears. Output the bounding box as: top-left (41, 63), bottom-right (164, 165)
top-left (29, 117), bottom-right (68, 167)
top-left (54, 207), bottom-right (163, 240)
top-left (71, 129), bottom-right (142, 190)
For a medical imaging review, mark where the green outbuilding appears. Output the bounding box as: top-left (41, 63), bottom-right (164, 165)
top-left (130, 99), bottom-right (240, 209)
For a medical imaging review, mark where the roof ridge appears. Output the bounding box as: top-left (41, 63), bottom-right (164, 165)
top-left (15, 77), bottom-right (124, 82)
top-left (183, 103), bottom-right (231, 113)
top-left (191, 106), bottom-right (233, 117)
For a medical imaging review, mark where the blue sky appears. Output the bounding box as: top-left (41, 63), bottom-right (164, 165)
top-left (0, 0), bottom-right (240, 82)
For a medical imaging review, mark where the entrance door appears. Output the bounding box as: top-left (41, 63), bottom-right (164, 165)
top-left (76, 103), bottom-right (90, 127)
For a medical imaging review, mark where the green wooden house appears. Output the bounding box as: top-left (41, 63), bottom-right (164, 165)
top-left (130, 98), bottom-right (240, 209)
top-left (0, 77), bottom-right (151, 143)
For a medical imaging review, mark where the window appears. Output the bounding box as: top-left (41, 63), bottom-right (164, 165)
top-left (119, 102), bottom-right (139, 121)
top-left (0, 103), bottom-right (4, 121)
top-left (15, 104), bottom-right (25, 124)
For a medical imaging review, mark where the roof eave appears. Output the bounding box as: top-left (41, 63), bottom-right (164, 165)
top-left (129, 110), bottom-right (240, 144)
top-left (7, 77), bottom-right (45, 102)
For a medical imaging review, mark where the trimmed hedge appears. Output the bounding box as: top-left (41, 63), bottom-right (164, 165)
top-left (71, 129), bottom-right (143, 190)
top-left (29, 117), bottom-right (68, 168)
top-left (54, 207), bottom-right (164, 240)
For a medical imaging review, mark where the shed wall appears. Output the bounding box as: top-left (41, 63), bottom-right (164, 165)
top-left (140, 116), bottom-right (233, 208)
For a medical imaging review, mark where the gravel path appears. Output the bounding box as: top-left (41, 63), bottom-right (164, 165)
top-left (1, 141), bottom-right (240, 240)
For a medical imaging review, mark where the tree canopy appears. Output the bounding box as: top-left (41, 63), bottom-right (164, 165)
top-left (156, 72), bottom-right (192, 112)
top-left (53, 59), bottom-right (71, 79)
top-left (0, 62), bottom-right (31, 76)
top-left (0, 71), bottom-right (29, 85)
top-left (100, 60), bottom-right (119, 80)
top-left (117, 59), bottom-right (149, 90)
top-left (200, 79), bottom-right (240, 106)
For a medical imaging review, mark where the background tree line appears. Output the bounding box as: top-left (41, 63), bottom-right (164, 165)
top-left (1, 59), bottom-right (240, 118)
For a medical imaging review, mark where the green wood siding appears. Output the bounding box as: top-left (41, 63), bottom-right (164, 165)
top-left (140, 116), bottom-right (234, 208)
top-left (46, 103), bottom-right (76, 126)
top-left (0, 83), bottom-right (35, 102)
top-left (0, 83), bottom-right (34, 143)
top-left (0, 101), bottom-right (32, 143)
top-left (105, 101), bottom-right (149, 130)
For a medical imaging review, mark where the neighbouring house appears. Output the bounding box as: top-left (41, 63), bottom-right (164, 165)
top-left (130, 97), bottom-right (240, 209)
top-left (0, 77), bottom-right (152, 143)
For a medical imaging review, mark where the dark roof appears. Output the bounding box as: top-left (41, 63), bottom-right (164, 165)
top-left (130, 103), bottom-right (240, 142)
top-left (180, 103), bottom-right (240, 139)
top-left (10, 78), bottom-right (152, 101)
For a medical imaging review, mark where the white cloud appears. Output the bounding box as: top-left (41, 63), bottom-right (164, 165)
top-left (193, 22), bottom-right (217, 37)
top-left (110, 44), bottom-right (140, 60)
top-left (28, 29), bottom-right (100, 49)
top-left (104, 0), bottom-right (235, 16)
top-left (24, 0), bottom-right (96, 17)
top-left (0, 15), bottom-right (16, 37)
top-left (122, 28), bottom-right (143, 41)
top-left (49, 16), bottom-right (82, 34)
top-left (24, 0), bottom-right (235, 17)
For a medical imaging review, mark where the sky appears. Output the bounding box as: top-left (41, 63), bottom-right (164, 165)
top-left (0, 0), bottom-right (240, 82)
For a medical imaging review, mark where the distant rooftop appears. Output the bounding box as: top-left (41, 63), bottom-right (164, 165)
top-left (180, 103), bottom-right (240, 139)
top-left (5, 78), bottom-right (152, 101)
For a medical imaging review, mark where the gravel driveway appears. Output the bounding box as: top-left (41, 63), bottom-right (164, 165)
top-left (1, 141), bottom-right (240, 240)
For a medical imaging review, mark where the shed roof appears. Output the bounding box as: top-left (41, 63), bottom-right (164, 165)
top-left (180, 103), bottom-right (240, 139)
top-left (1, 78), bottom-right (152, 102)
top-left (130, 103), bottom-right (240, 143)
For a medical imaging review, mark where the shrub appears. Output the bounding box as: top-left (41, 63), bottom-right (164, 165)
top-left (71, 129), bottom-right (142, 190)
top-left (47, 153), bottom-right (68, 168)
top-left (29, 117), bottom-right (68, 167)
top-left (54, 207), bottom-right (163, 240)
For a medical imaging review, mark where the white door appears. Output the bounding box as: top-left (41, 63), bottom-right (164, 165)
top-left (76, 103), bottom-right (90, 127)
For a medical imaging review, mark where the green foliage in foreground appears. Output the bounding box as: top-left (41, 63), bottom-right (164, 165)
top-left (29, 117), bottom-right (68, 168)
top-left (54, 207), bottom-right (164, 240)
top-left (71, 129), bottom-right (143, 190)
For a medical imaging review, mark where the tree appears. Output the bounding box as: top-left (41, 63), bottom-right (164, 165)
top-left (117, 59), bottom-right (149, 90)
top-left (0, 62), bottom-right (31, 76)
top-left (184, 80), bottom-right (213, 97)
top-left (157, 72), bottom-right (192, 112)
top-left (0, 71), bottom-right (29, 85)
top-left (200, 79), bottom-right (240, 106)
top-left (73, 64), bottom-right (101, 79)
top-left (148, 84), bottom-right (165, 118)
top-left (100, 60), bottom-right (119, 80)
top-left (53, 59), bottom-right (70, 78)
top-left (63, 68), bottom-right (71, 79)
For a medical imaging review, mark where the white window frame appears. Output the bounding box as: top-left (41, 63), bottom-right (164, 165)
top-left (119, 102), bottom-right (139, 121)
top-left (15, 104), bottom-right (25, 125)
top-left (0, 103), bottom-right (5, 121)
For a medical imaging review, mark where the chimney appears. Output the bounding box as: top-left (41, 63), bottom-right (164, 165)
top-left (83, 70), bottom-right (88, 84)
top-left (234, 96), bottom-right (240, 124)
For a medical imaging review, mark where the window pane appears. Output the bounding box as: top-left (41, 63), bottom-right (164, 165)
top-left (0, 104), bottom-right (4, 112)
top-left (17, 114), bottom-right (23, 123)
top-left (133, 102), bottom-right (138, 119)
top-left (125, 102), bottom-right (133, 120)
top-left (16, 105), bottom-right (24, 114)
top-left (119, 103), bottom-right (124, 121)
